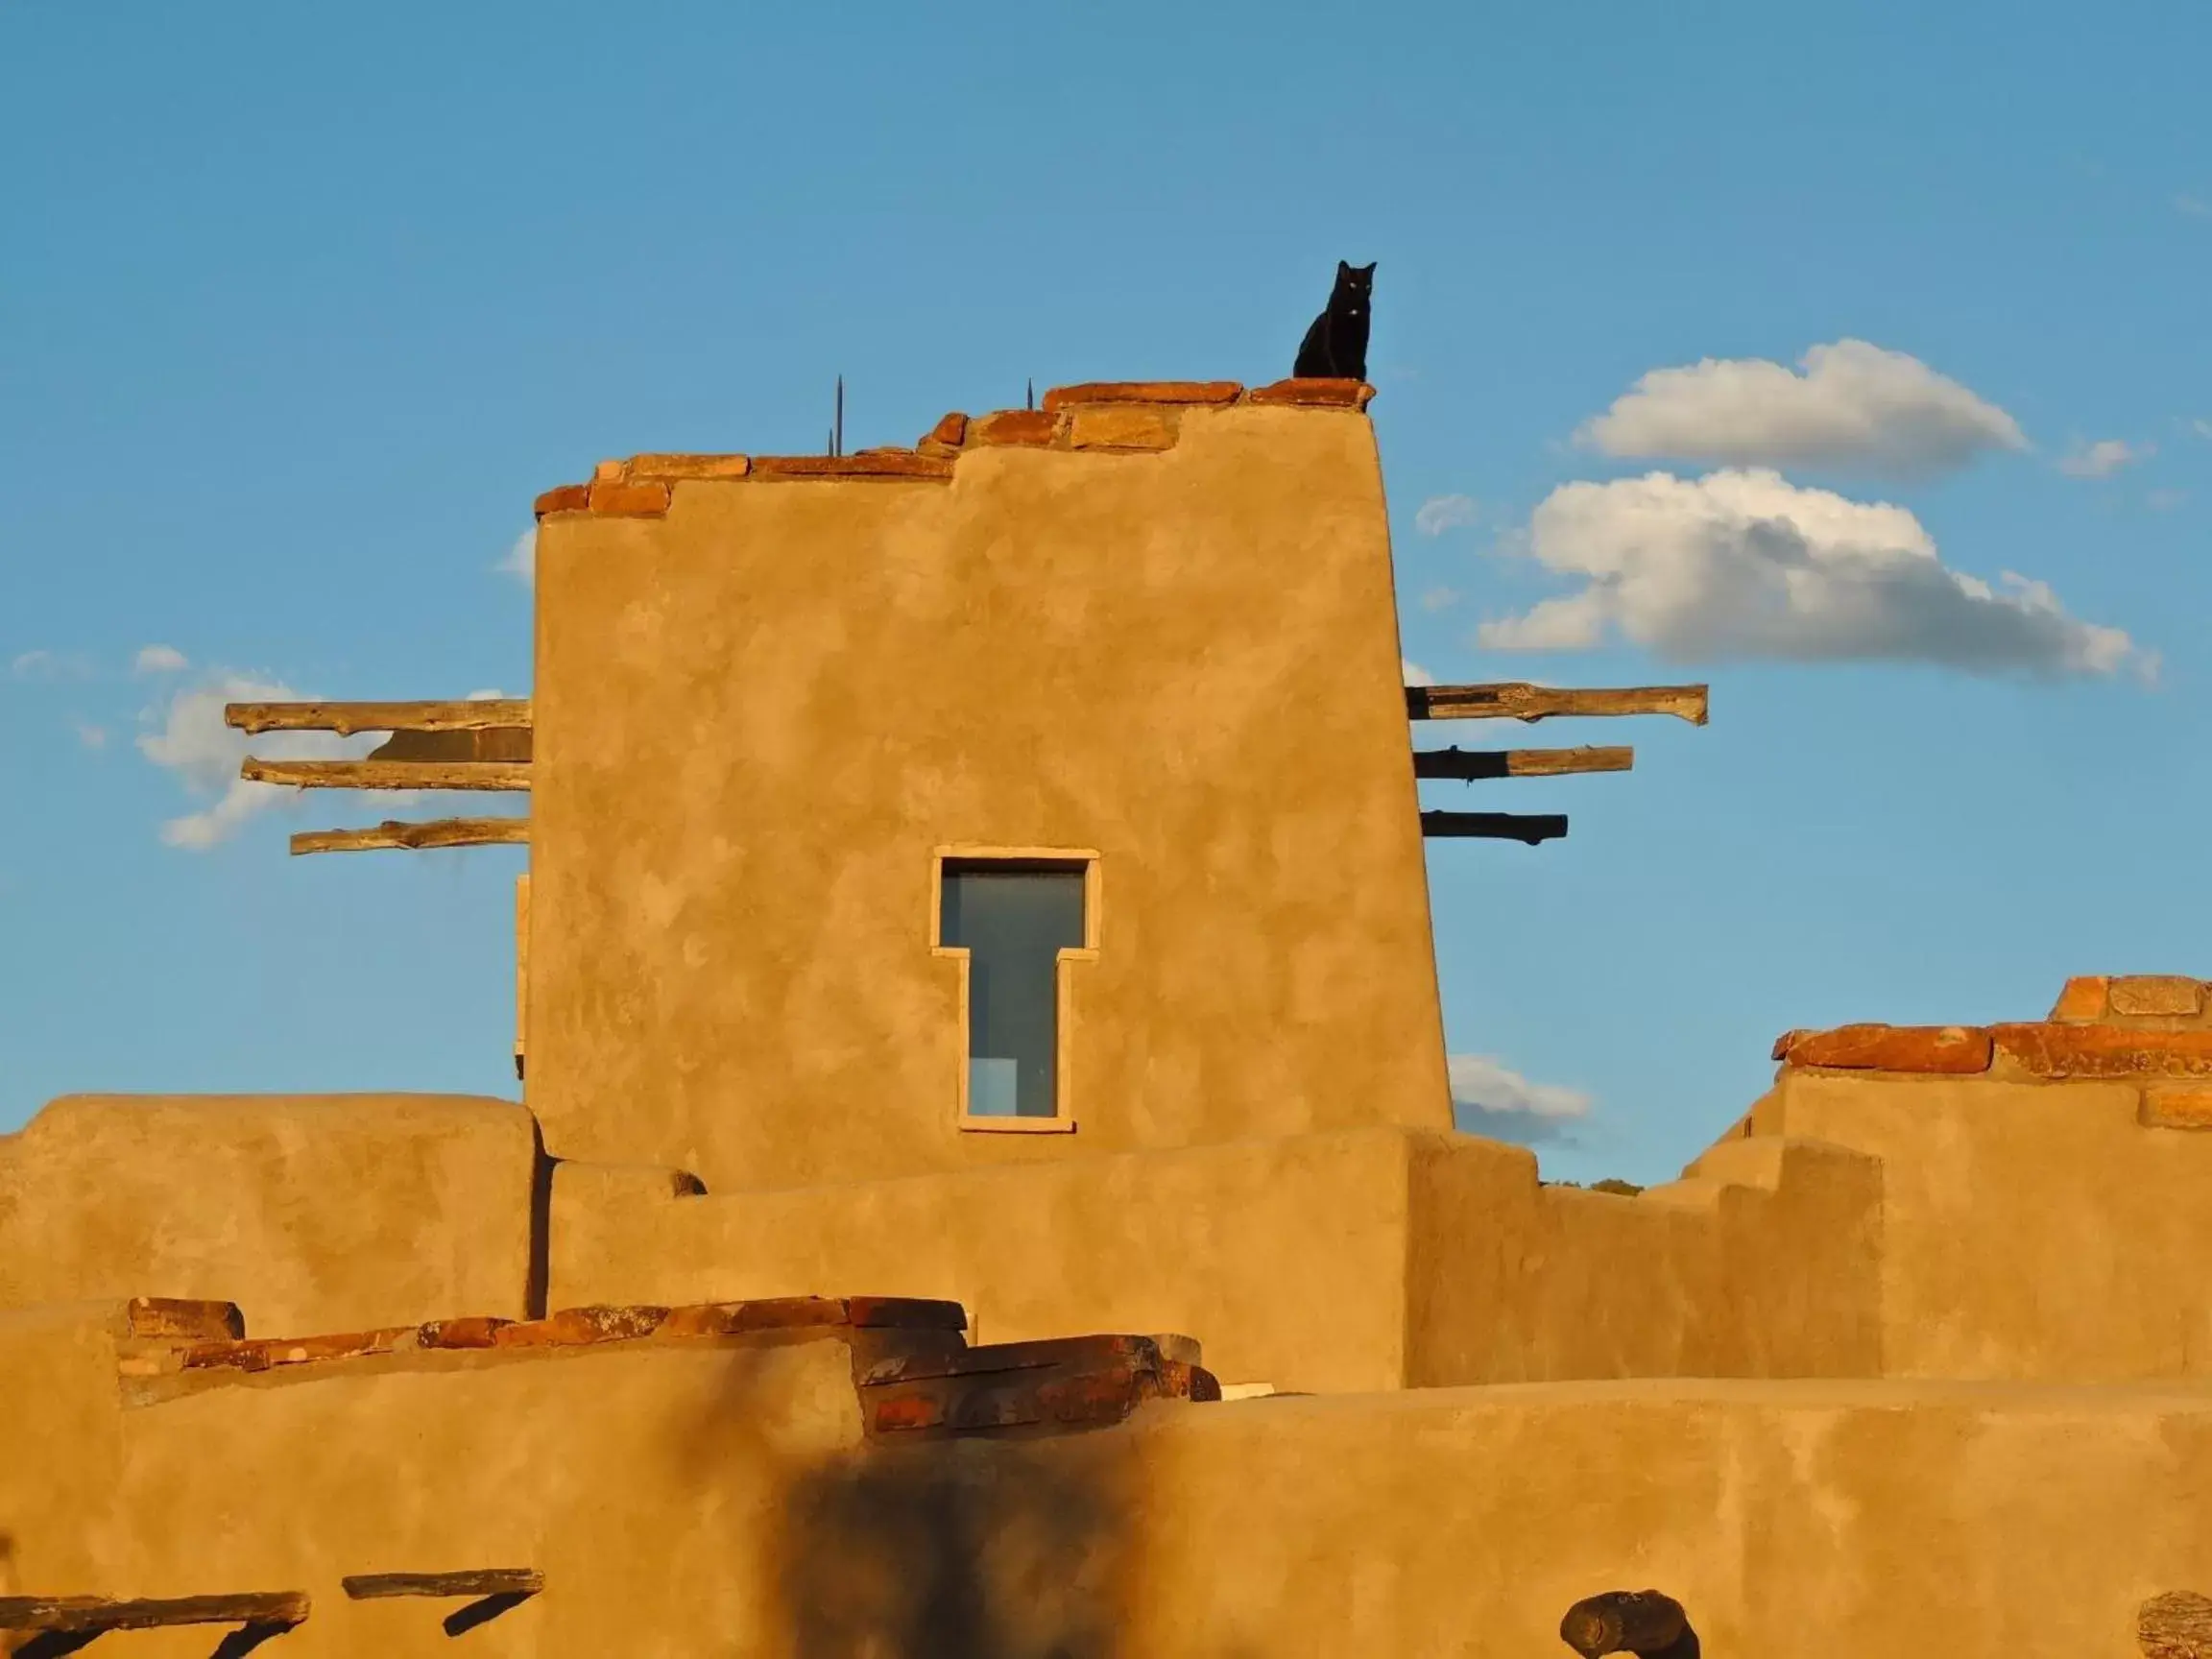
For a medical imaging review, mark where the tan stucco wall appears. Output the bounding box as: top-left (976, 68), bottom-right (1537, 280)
top-left (0, 1304), bottom-right (866, 1657)
top-left (1407, 1131), bottom-right (1884, 1385)
top-left (0, 1094), bottom-right (540, 1334)
top-left (551, 1126), bottom-right (1885, 1394)
top-left (1101, 1378), bottom-right (2212, 1659)
top-left (551, 1129), bottom-right (1419, 1395)
top-left (8, 1303), bottom-right (2205, 1658)
top-left (528, 404), bottom-right (1451, 1191)
top-left (1759, 1070), bottom-right (2212, 1380)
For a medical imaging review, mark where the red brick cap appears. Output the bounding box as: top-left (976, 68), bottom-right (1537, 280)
top-left (2141, 1087), bottom-right (2212, 1129)
top-left (533, 483), bottom-right (591, 518)
top-left (750, 452), bottom-right (955, 482)
top-left (626, 453), bottom-right (751, 481)
top-left (2049, 975), bottom-right (2111, 1022)
top-left (923, 411), bottom-right (968, 448)
top-left (586, 478), bottom-right (674, 517)
top-left (1040, 380), bottom-right (1243, 413)
top-left (1248, 377), bottom-right (1376, 409)
top-left (126, 1297), bottom-right (245, 1343)
top-left (971, 409), bottom-right (1060, 446)
top-left (419, 1315), bottom-right (512, 1350)
top-left (1992, 1022), bottom-right (2212, 1079)
top-left (2108, 974), bottom-right (2206, 1017)
top-left (492, 1305), bottom-right (670, 1348)
top-left (1772, 1023), bottom-right (1994, 1073)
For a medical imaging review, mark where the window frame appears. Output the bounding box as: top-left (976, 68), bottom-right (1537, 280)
top-left (929, 845), bottom-right (1100, 1135)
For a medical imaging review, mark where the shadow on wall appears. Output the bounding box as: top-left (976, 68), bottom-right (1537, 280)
top-left (661, 1334), bottom-right (1142, 1659)
top-left (775, 1439), bottom-right (1134, 1659)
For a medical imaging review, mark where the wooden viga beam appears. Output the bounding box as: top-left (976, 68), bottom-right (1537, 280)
top-left (1407, 683), bottom-right (1708, 726)
top-left (342, 1570), bottom-right (543, 1601)
top-left (292, 817), bottom-right (530, 856)
top-left (1412, 745), bottom-right (1632, 781)
top-left (1421, 810), bottom-right (1568, 845)
top-left (239, 759), bottom-right (530, 792)
top-left (224, 699), bottom-right (531, 736)
top-left (0, 1591), bottom-right (310, 1636)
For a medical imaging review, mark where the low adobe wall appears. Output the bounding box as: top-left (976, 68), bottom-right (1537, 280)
top-left (7, 1301), bottom-right (2205, 1658)
top-left (0, 1094), bottom-right (541, 1334)
top-left (550, 1126), bottom-right (1884, 1394)
top-left (1764, 984), bottom-right (2212, 1381)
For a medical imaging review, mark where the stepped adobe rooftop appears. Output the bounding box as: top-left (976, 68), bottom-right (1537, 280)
top-left (5, 376), bottom-right (2209, 1658)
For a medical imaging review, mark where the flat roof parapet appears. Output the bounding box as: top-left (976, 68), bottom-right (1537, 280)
top-left (531, 377), bottom-right (1378, 521)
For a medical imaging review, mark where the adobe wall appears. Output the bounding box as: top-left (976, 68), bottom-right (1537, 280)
top-left (1760, 1069), bottom-right (2212, 1380)
top-left (550, 1126), bottom-right (1885, 1394)
top-left (8, 1301), bottom-right (2206, 1658)
top-left (0, 1094), bottom-right (541, 1334)
top-left (1761, 984), bottom-right (2212, 1382)
top-left (0, 1302), bottom-right (867, 1656)
top-left (526, 383), bottom-right (1453, 1192)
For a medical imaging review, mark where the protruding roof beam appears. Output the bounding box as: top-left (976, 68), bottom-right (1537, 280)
top-left (224, 699), bottom-right (531, 736)
top-left (1412, 745), bottom-right (1632, 781)
top-left (291, 818), bottom-right (530, 855)
top-left (240, 759), bottom-right (529, 792)
top-left (0, 1592), bottom-right (310, 1635)
top-left (1407, 683), bottom-right (1707, 726)
top-left (342, 1570), bottom-right (542, 1601)
top-left (1420, 810), bottom-right (1568, 845)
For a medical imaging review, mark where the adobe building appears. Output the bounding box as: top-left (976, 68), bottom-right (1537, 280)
top-left (4, 376), bottom-right (2210, 1657)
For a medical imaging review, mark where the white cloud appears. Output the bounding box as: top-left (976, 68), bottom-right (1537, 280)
top-left (1577, 339), bottom-right (2027, 477)
top-left (1477, 469), bottom-right (2148, 681)
top-left (133, 643), bottom-right (189, 674)
top-left (2149, 489), bottom-right (2187, 513)
top-left (1448, 1053), bottom-right (1593, 1145)
top-left (1415, 493), bottom-right (1479, 536)
top-left (2193, 419), bottom-right (2212, 443)
top-left (74, 722), bottom-right (109, 750)
top-left (10, 649), bottom-right (93, 682)
top-left (1402, 659), bottom-right (1437, 687)
top-left (496, 527), bottom-right (536, 587)
top-left (2176, 193), bottom-right (2211, 219)
top-left (137, 671), bottom-right (383, 851)
top-left (1419, 586), bottom-right (1461, 613)
top-left (465, 687), bottom-right (507, 701)
top-left (2058, 438), bottom-right (2152, 479)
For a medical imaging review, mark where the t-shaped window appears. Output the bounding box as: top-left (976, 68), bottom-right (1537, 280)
top-left (938, 860), bottom-right (1089, 1122)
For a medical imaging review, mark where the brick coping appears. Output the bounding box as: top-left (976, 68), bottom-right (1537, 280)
top-left (532, 378), bottom-right (1377, 519)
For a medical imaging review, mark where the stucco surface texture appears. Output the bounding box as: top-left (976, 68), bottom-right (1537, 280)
top-left (528, 404), bottom-right (1451, 1191)
top-left (553, 1126), bottom-right (1885, 1394)
top-left (8, 1303), bottom-right (2206, 1658)
top-left (0, 1094), bottom-right (538, 1334)
top-left (1759, 1070), bottom-right (2212, 1380)
top-left (0, 1303), bottom-right (864, 1656)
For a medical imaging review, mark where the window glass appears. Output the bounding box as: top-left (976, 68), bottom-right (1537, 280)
top-left (940, 868), bottom-right (1085, 1118)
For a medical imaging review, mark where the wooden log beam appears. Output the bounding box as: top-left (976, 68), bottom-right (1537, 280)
top-left (342, 1570), bottom-right (542, 1601)
top-left (224, 699), bottom-right (532, 736)
top-left (239, 759), bottom-right (530, 792)
top-left (1421, 810), bottom-right (1568, 845)
top-left (1407, 683), bottom-right (1708, 726)
top-left (1559, 1589), bottom-right (1694, 1657)
top-left (1413, 745), bottom-right (1633, 781)
top-left (291, 818), bottom-right (531, 855)
top-left (0, 1591), bottom-right (309, 1633)
top-left (2141, 1592), bottom-right (2212, 1659)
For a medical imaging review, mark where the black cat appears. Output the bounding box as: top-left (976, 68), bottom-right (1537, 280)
top-left (1293, 260), bottom-right (1375, 380)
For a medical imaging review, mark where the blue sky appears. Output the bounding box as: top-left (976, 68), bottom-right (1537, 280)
top-left (3, 2), bottom-right (2207, 1183)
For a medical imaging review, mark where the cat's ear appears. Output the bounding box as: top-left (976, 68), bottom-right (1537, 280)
top-left (1358, 263), bottom-right (1376, 276)
top-left (1337, 259), bottom-right (1352, 277)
